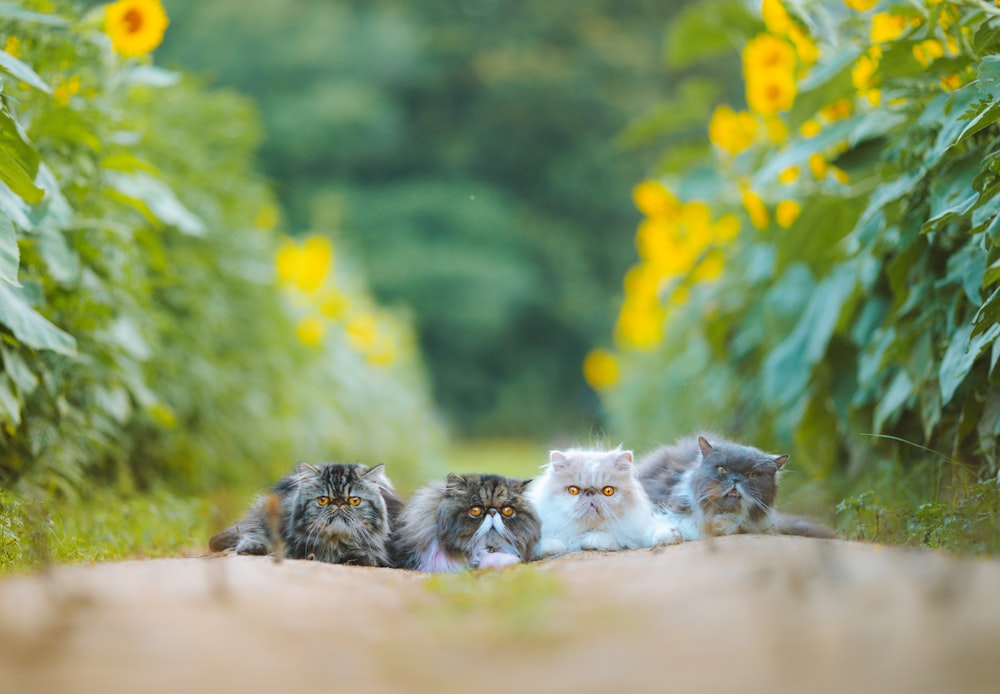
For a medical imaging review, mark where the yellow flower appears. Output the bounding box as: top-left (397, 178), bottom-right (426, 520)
top-left (633, 180), bottom-right (678, 218)
top-left (295, 317), bottom-right (325, 348)
top-left (624, 264), bottom-right (663, 304)
top-left (714, 214), bottom-right (741, 241)
top-left (743, 34), bottom-right (797, 76)
top-left (940, 73), bottom-right (962, 91)
top-left (831, 167), bottom-right (850, 184)
top-left (778, 165), bottom-right (800, 184)
top-left (346, 313), bottom-right (379, 353)
top-left (4, 36), bottom-right (20, 58)
top-left (799, 120), bottom-right (821, 138)
top-left (820, 99), bottom-right (853, 121)
top-left (808, 153), bottom-right (828, 179)
top-left (851, 49), bottom-right (879, 91)
top-left (912, 39), bottom-right (944, 66)
top-left (788, 26), bottom-right (820, 67)
top-left (668, 285), bottom-right (690, 307)
top-left (761, 0), bottom-right (792, 36)
top-left (746, 70), bottom-right (797, 116)
top-left (583, 349), bottom-right (620, 391)
top-left (844, 0), bottom-right (877, 10)
top-left (741, 189), bottom-right (769, 229)
top-left (776, 200), bottom-right (801, 228)
top-left (764, 116), bottom-right (789, 143)
top-left (104, 0), bottom-right (169, 58)
top-left (275, 235), bottom-right (334, 294)
top-left (708, 105), bottom-right (759, 156)
top-left (52, 75), bottom-right (80, 107)
top-left (863, 89), bottom-right (881, 106)
top-left (318, 289), bottom-right (348, 319)
top-left (615, 301), bottom-right (664, 350)
top-left (692, 249), bottom-right (725, 283)
top-left (870, 13), bottom-right (909, 44)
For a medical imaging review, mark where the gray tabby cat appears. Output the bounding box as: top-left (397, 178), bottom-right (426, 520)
top-left (638, 434), bottom-right (834, 540)
top-left (209, 462), bottom-right (404, 566)
top-left (392, 473), bottom-right (541, 572)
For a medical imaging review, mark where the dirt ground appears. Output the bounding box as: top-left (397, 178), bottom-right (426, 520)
top-left (1, 535), bottom-right (998, 694)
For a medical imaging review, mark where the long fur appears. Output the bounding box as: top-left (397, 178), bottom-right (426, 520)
top-left (527, 447), bottom-right (682, 558)
top-left (391, 473), bottom-right (541, 572)
top-left (638, 434), bottom-right (833, 540)
top-left (209, 462), bottom-right (404, 566)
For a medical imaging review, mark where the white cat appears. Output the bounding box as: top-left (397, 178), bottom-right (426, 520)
top-left (527, 447), bottom-right (682, 558)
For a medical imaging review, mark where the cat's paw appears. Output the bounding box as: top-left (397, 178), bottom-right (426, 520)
top-left (650, 523), bottom-right (683, 547)
top-left (234, 539), bottom-right (268, 555)
top-left (533, 538), bottom-right (568, 558)
top-left (475, 552), bottom-right (521, 569)
top-left (580, 532), bottom-right (620, 552)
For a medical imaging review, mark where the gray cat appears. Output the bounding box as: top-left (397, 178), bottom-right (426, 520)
top-left (392, 473), bottom-right (541, 572)
top-left (638, 434), bottom-right (834, 540)
top-left (209, 462), bottom-right (403, 566)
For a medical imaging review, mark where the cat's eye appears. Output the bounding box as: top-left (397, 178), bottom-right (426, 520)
top-left (748, 471), bottom-right (759, 479)
top-left (567, 485), bottom-right (580, 495)
top-left (602, 486), bottom-right (615, 496)
top-left (716, 466), bottom-right (727, 475)
top-left (469, 506), bottom-right (484, 517)
top-left (501, 506), bottom-right (515, 517)
top-left (348, 496), bottom-right (361, 506)
top-left (316, 496), bottom-right (330, 506)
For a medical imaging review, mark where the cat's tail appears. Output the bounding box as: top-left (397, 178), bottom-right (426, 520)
top-left (208, 525), bottom-right (240, 552)
top-left (773, 512), bottom-right (837, 539)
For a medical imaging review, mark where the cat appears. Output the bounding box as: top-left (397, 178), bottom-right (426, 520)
top-left (391, 473), bottom-right (541, 572)
top-left (526, 447), bottom-right (682, 558)
top-left (638, 434), bottom-right (834, 540)
top-left (208, 462), bottom-right (404, 566)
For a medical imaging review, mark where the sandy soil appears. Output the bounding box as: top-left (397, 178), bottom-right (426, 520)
top-left (1, 535), bottom-right (998, 694)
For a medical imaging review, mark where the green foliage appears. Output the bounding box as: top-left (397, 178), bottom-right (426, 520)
top-left (156, 0), bottom-right (696, 436)
top-left (604, 0), bottom-right (1000, 542)
top-left (0, 1), bottom-right (444, 506)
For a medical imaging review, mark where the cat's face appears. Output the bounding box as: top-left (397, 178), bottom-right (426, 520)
top-left (540, 449), bottom-right (641, 528)
top-left (437, 474), bottom-right (540, 561)
top-left (689, 437), bottom-right (787, 521)
top-left (291, 463), bottom-right (389, 542)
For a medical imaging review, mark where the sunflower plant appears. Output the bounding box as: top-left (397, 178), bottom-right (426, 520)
top-left (0, 0), bottom-right (444, 507)
top-left (600, 0), bottom-right (1000, 531)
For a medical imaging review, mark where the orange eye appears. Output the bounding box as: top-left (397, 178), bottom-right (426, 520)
top-left (316, 496), bottom-right (329, 506)
top-left (469, 506), bottom-right (484, 517)
top-left (501, 506), bottom-right (514, 517)
top-left (716, 466), bottom-right (727, 475)
top-left (348, 496), bottom-right (361, 506)
top-left (602, 486), bottom-right (615, 496)
top-left (567, 486), bottom-right (580, 496)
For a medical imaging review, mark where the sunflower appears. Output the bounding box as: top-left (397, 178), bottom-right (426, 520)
top-left (104, 0), bottom-right (169, 58)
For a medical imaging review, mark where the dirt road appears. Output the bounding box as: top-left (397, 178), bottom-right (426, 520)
top-left (1, 535), bottom-right (998, 693)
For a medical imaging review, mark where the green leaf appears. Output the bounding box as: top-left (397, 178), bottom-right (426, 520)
top-left (0, 106), bottom-right (42, 205)
top-left (973, 17), bottom-right (1000, 55)
top-left (0, 373), bottom-right (20, 426)
top-left (0, 49), bottom-right (51, 94)
top-left (125, 65), bottom-right (181, 88)
top-left (874, 370), bottom-right (913, 433)
top-left (0, 210), bottom-right (18, 286)
top-left (104, 171), bottom-right (206, 236)
top-left (0, 284), bottom-right (76, 356)
top-left (0, 345), bottom-right (37, 396)
top-left (763, 264), bottom-right (857, 406)
top-left (944, 236), bottom-right (987, 303)
top-left (0, 180), bottom-right (30, 228)
top-left (924, 157), bottom-right (980, 232)
top-left (0, 3), bottom-right (69, 25)
top-left (939, 322), bottom-right (1000, 405)
top-left (664, 0), bottom-right (757, 69)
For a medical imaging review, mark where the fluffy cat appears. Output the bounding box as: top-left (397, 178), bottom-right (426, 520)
top-left (638, 434), bottom-right (834, 540)
top-left (392, 473), bottom-right (541, 572)
top-left (527, 447), bottom-right (682, 558)
top-left (209, 462), bottom-right (403, 566)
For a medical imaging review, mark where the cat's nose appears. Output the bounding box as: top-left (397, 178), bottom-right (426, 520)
top-left (333, 499), bottom-right (345, 507)
top-left (488, 508), bottom-right (497, 516)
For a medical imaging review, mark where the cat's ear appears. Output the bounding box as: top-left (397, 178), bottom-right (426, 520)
top-left (446, 473), bottom-right (466, 488)
top-left (548, 450), bottom-right (568, 467)
top-left (296, 462), bottom-right (319, 475)
top-left (614, 450), bottom-right (634, 471)
top-left (773, 454), bottom-right (789, 470)
top-left (515, 478), bottom-right (532, 492)
top-left (362, 463), bottom-right (386, 479)
top-left (697, 436), bottom-right (714, 457)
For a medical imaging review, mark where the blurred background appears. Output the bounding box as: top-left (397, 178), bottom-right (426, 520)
top-left (1, 0), bottom-right (998, 567)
